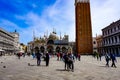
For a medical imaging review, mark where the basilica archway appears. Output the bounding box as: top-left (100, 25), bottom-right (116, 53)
top-left (47, 40), bottom-right (54, 45)
top-left (62, 47), bottom-right (67, 53)
top-left (56, 46), bottom-right (60, 53)
top-left (40, 46), bottom-right (45, 53)
top-left (68, 47), bottom-right (72, 53)
top-left (47, 45), bottom-right (54, 54)
top-left (34, 47), bottom-right (39, 53)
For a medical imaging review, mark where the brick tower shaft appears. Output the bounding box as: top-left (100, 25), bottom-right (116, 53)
top-left (75, 0), bottom-right (93, 54)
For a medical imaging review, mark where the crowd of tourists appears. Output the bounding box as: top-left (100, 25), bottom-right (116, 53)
top-left (31, 50), bottom-right (77, 72)
top-left (1, 50), bottom-right (118, 72)
top-left (93, 52), bottom-right (117, 68)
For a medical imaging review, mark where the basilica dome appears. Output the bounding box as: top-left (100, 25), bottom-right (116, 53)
top-left (48, 32), bottom-right (59, 40)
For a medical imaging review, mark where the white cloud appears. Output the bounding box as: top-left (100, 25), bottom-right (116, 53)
top-left (41, 0), bottom-right (75, 41)
top-left (15, 0), bottom-right (75, 44)
top-left (0, 19), bottom-right (22, 32)
top-left (91, 0), bottom-right (120, 36)
top-left (32, 4), bottom-right (37, 8)
top-left (13, 0), bottom-right (120, 44)
top-left (16, 12), bottom-right (52, 43)
top-left (0, 19), bottom-right (31, 44)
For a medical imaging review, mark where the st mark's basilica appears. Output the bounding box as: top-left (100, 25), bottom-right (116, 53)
top-left (27, 30), bottom-right (74, 54)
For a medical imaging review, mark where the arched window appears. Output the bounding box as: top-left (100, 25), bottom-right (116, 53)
top-left (47, 46), bottom-right (54, 54)
top-left (56, 46), bottom-right (60, 53)
top-left (93, 41), bottom-right (96, 44)
top-left (47, 40), bottom-right (54, 44)
top-left (40, 46), bottom-right (45, 53)
top-left (62, 47), bottom-right (67, 53)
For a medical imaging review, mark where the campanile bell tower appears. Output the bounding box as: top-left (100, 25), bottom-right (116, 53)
top-left (75, 0), bottom-right (93, 54)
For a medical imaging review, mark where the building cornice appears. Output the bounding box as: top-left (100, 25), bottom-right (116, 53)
top-left (102, 19), bottom-right (120, 31)
top-left (0, 27), bottom-right (14, 38)
top-left (75, 0), bottom-right (90, 6)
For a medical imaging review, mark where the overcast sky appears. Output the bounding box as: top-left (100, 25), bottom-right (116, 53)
top-left (0, 0), bottom-right (120, 44)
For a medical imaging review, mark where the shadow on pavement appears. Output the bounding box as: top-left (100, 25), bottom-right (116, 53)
top-left (27, 63), bottom-right (36, 66)
top-left (56, 69), bottom-right (68, 71)
top-left (28, 63), bottom-right (46, 67)
top-left (99, 65), bottom-right (108, 68)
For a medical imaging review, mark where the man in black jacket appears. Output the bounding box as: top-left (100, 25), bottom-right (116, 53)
top-left (46, 52), bottom-right (50, 66)
top-left (63, 52), bottom-right (69, 70)
top-left (110, 53), bottom-right (117, 68)
top-left (36, 50), bottom-right (42, 66)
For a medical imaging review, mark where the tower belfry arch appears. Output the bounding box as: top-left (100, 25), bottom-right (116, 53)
top-left (75, 0), bottom-right (93, 54)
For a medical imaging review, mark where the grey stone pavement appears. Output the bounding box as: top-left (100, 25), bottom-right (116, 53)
top-left (0, 55), bottom-right (120, 80)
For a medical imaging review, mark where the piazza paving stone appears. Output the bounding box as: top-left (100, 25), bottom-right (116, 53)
top-left (0, 55), bottom-right (120, 80)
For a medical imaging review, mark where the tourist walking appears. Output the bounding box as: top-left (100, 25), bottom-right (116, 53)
top-left (60, 52), bottom-right (63, 61)
top-left (32, 52), bottom-right (36, 59)
top-left (110, 53), bottom-right (117, 68)
top-left (96, 53), bottom-right (99, 61)
top-left (74, 53), bottom-right (78, 60)
top-left (78, 54), bottom-right (81, 61)
top-left (46, 52), bottom-right (50, 66)
top-left (17, 53), bottom-right (22, 59)
top-left (68, 52), bottom-right (74, 72)
top-left (99, 54), bottom-right (102, 61)
top-left (36, 50), bottom-right (42, 66)
top-left (63, 52), bottom-right (69, 70)
top-left (23, 53), bottom-right (26, 57)
top-left (57, 52), bottom-right (60, 61)
top-left (105, 53), bottom-right (110, 67)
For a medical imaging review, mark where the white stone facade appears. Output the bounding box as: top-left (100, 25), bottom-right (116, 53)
top-left (0, 28), bottom-right (20, 54)
top-left (27, 32), bottom-right (72, 54)
top-left (102, 20), bottom-right (120, 56)
top-left (10, 32), bottom-right (20, 53)
top-left (0, 28), bottom-right (14, 53)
